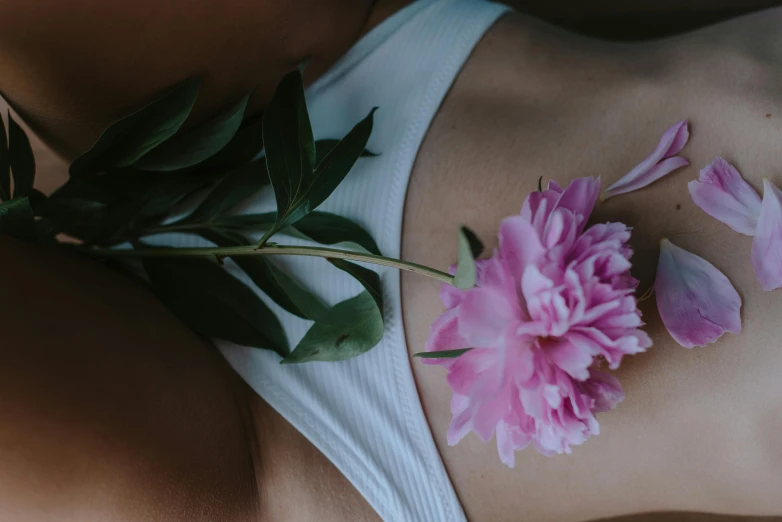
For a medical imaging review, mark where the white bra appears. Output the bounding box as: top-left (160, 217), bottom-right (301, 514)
top-left (156, 1), bottom-right (510, 519)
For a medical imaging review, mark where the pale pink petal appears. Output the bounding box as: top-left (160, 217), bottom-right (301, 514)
top-left (473, 393), bottom-right (507, 442)
top-left (521, 189), bottom-right (558, 227)
top-left (543, 209), bottom-right (566, 248)
top-left (521, 177), bottom-right (598, 237)
top-left (751, 178), bottom-right (782, 290)
top-left (605, 157), bottom-right (689, 200)
top-left (499, 216), bottom-right (545, 281)
top-left (476, 256), bottom-right (515, 288)
top-left (495, 422), bottom-right (517, 468)
top-left (545, 337), bottom-right (597, 381)
top-left (521, 265), bottom-right (572, 337)
top-left (440, 257), bottom-right (512, 308)
top-left (447, 396), bottom-right (473, 446)
top-left (603, 120), bottom-right (690, 200)
top-left (655, 239), bottom-right (742, 348)
top-left (446, 348), bottom-right (497, 397)
top-left (688, 157), bottom-right (761, 236)
top-left (457, 287), bottom-right (519, 348)
top-left (552, 177), bottom-right (601, 232)
top-left (421, 308), bottom-right (469, 365)
top-left (582, 369), bottom-right (624, 412)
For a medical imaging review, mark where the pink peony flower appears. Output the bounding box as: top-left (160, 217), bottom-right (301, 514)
top-left (424, 177), bottom-right (651, 466)
top-left (602, 120), bottom-right (690, 201)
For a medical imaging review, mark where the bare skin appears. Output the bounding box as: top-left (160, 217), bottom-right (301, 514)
top-left (2, 1), bottom-right (782, 521)
top-left (0, 0), bottom-right (377, 158)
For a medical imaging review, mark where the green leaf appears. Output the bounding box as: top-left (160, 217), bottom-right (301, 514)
top-left (262, 70), bottom-right (315, 224)
top-left (327, 258), bottom-right (383, 311)
top-left (214, 212), bottom-right (275, 229)
top-left (48, 169), bottom-right (213, 244)
top-left (35, 196), bottom-right (104, 241)
top-left (217, 211), bottom-right (380, 255)
top-left (453, 226), bottom-right (482, 289)
top-left (8, 113), bottom-right (35, 198)
top-left (234, 255), bottom-right (330, 322)
top-left (314, 139), bottom-right (378, 166)
top-left (134, 92), bottom-right (252, 171)
top-left (281, 292), bottom-right (383, 364)
top-left (69, 78), bottom-right (200, 177)
top-left (281, 259), bottom-right (384, 364)
top-left (0, 197), bottom-right (36, 241)
top-left (263, 68), bottom-right (375, 234)
top-left (288, 212), bottom-right (381, 255)
top-left (114, 173), bottom-right (214, 237)
top-left (38, 197), bottom-right (106, 227)
top-left (143, 256), bottom-right (289, 356)
top-left (197, 228), bottom-right (329, 321)
top-left (538, 175), bottom-right (543, 192)
top-left (461, 225), bottom-right (484, 258)
top-left (180, 159), bottom-right (269, 224)
top-left (194, 116), bottom-right (264, 170)
top-left (412, 348), bottom-right (472, 359)
top-left (0, 115), bottom-right (9, 200)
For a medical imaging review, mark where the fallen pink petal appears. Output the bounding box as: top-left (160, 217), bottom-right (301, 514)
top-left (655, 238), bottom-right (742, 348)
top-left (603, 120), bottom-right (690, 200)
top-left (751, 178), bottom-right (782, 291)
top-left (688, 157), bottom-right (761, 235)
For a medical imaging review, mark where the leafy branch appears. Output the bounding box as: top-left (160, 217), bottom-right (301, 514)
top-left (1, 69), bottom-right (470, 364)
top-left (28, 69), bottom-right (391, 363)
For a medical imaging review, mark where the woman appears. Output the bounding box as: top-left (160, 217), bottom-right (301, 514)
top-left (1, 0), bottom-right (781, 520)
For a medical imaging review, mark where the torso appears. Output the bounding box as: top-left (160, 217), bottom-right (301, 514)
top-left (7, 5), bottom-right (782, 522)
top-left (403, 10), bottom-right (782, 521)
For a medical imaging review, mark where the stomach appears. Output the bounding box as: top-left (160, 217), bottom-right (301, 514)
top-left (402, 10), bottom-right (782, 522)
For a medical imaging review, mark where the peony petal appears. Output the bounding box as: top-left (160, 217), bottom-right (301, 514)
top-left (582, 369), bottom-right (624, 412)
top-left (521, 189), bottom-right (558, 230)
top-left (605, 157), bottom-right (689, 200)
top-left (473, 393), bottom-right (507, 442)
top-left (499, 216), bottom-right (545, 281)
top-left (422, 308), bottom-right (469, 365)
top-left (457, 287), bottom-right (519, 348)
top-left (447, 401), bottom-right (473, 446)
top-left (603, 120), bottom-right (690, 200)
top-left (545, 336), bottom-right (597, 381)
top-left (495, 422), bottom-right (516, 468)
top-left (552, 176), bottom-right (601, 231)
top-left (655, 239), bottom-right (742, 348)
top-left (446, 348), bottom-right (498, 397)
top-left (751, 178), bottom-right (782, 290)
top-left (688, 157), bottom-right (761, 236)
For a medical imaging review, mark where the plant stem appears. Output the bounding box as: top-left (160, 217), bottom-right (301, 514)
top-left (257, 228), bottom-right (276, 248)
top-left (87, 244), bottom-right (455, 285)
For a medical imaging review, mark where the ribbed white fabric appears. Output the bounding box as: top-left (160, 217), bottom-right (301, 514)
top-left (156, 1), bottom-right (509, 520)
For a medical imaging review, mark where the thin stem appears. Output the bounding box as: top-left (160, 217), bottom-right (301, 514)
top-left (87, 244), bottom-right (455, 285)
